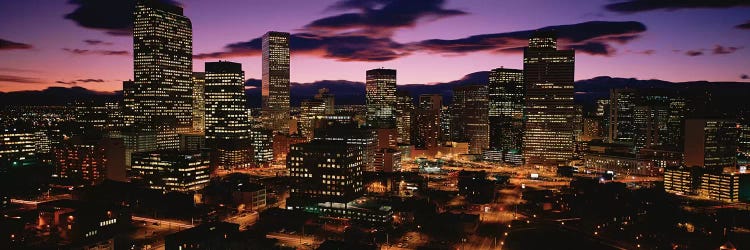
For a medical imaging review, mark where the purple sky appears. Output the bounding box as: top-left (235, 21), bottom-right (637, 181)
top-left (0, 0), bottom-right (748, 92)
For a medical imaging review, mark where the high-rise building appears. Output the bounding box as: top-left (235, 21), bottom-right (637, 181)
top-left (287, 140), bottom-right (364, 205)
top-left (395, 91), bottom-right (413, 145)
top-left (684, 118), bottom-right (739, 170)
top-left (608, 88), bottom-right (638, 144)
top-left (314, 125), bottom-right (376, 171)
top-left (523, 31), bottom-right (575, 165)
top-left (315, 88), bottom-right (335, 115)
top-left (452, 85), bottom-right (489, 154)
top-left (488, 68), bottom-right (524, 155)
top-left (0, 128), bottom-right (37, 168)
top-left (192, 72), bottom-right (206, 133)
top-left (204, 61), bottom-right (253, 169)
top-left (300, 99), bottom-right (326, 140)
top-left (129, 0), bottom-right (193, 150)
top-left (53, 139), bottom-right (106, 186)
top-left (129, 150), bottom-right (210, 192)
top-left (262, 31), bottom-right (291, 134)
top-left (249, 129), bottom-right (273, 164)
top-left (366, 69), bottom-right (397, 129)
top-left (413, 94), bottom-right (442, 150)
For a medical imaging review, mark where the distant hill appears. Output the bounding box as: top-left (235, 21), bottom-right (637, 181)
top-left (2, 74), bottom-right (748, 110)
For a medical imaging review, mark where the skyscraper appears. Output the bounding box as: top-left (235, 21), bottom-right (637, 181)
top-left (300, 99), bottom-right (326, 139)
top-left (395, 91), bottom-right (413, 145)
top-left (488, 68), bottom-right (524, 154)
top-left (413, 94), bottom-right (442, 150)
top-left (192, 72), bottom-right (206, 133)
top-left (286, 139), bottom-right (364, 205)
top-left (366, 69), bottom-right (397, 129)
top-left (523, 31), bottom-right (575, 165)
top-left (262, 31), bottom-right (291, 134)
top-left (452, 85), bottom-right (489, 155)
top-left (684, 118), bottom-right (738, 170)
top-left (204, 61), bottom-right (253, 169)
top-left (608, 88), bottom-right (638, 144)
top-left (129, 0), bottom-right (193, 150)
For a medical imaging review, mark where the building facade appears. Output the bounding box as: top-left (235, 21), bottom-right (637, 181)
top-left (452, 85), bottom-right (489, 155)
top-left (523, 31), bottom-right (575, 165)
top-left (366, 69), bottom-right (397, 129)
top-left (488, 68), bottom-right (524, 159)
top-left (129, 150), bottom-right (211, 192)
top-left (128, 0), bottom-right (193, 150)
top-left (261, 31), bottom-right (291, 134)
top-left (204, 61), bottom-right (253, 169)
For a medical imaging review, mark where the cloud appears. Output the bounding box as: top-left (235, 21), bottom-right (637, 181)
top-left (604, 0), bottom-right (750, 13)
top-left (62, 48), bottom-right (129, 56)
top-left (741, 74), bottom-right (749, 79)
top-left (626, 49), bottom-right (655, 55)
top-left (83, 39), bottom-right (113, 45)
top-left (0, 74), bottom-right (40, 84)
top-left (685, 50), bottom-right (704, 56)
top-left (55, 78), bottom-right (105, 85)
top-left (0, 38), bottom-right (32, 50)
top-left (738, 20), bottom-right (750, 29)
top-left (64, 0), bottom-right (181, 36)
top-left (196, 33), bottom-right (406, 61)
top-left (406, 21), bottom-right (647, 56)
top-left (305, 0), bottom-right (466, 36)
top-left (712, 45), bottom-right (742, 54)
top-left (198, 21), bottom-right (646, 60)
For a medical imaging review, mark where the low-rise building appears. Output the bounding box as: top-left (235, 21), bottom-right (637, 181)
top-left (129, 150), bottom-right (210, 192)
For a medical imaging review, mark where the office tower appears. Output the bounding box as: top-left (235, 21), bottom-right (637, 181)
top-left (608, 88), bottom-right (638, 144)
top-left (129, 150), bottom-right (210, 192)
top-left (366, 69), bottom-right (397, 129)
top-left (122, 128), bottom-right (157, 169)
top-left (633, 103), bottom-right (669, 152)
top-left (0, 128), bottom-right (37, 168)
top-left (395, 91), bottom-right (413, 145)
top-left (192, 72), bottom-right (206, 133)
top-left (75, 101), bottom-right (121, 133)
top-left (373, 149), bottom-right (401, 172)
top-left (413, 94), bottom-right (442, 149)
top-left (315, 88), bottom-right (335, 115)
top-left (452, 85), bottom-right (489, 154)
top-left (272, 133), bottom-right (306, 162)
top-left (129, 0), bottom-right (193, 150)
top-left (666, 97), bottom-right (687, 150)
top-left (287, 140), bottom-right (364, 205)
top-left (523, 31), bottom-right (575, 165)
top-left (684, 119), bottom-right (739, 170)
top-left (262, 31), bottom-right (291, 134)
top-left (204, 61), bottom-right (253, 169)
top-left (440, 106), bottom-right (452, 142)
top-left (488, 68), bottom-right (524, 154)
top-left (314, 125), bottom-right (376, 171)
top-left (53, 139), bottom-right (106, 186)
top-left (300, 99), bottom-right (326, 139)
top-left (249, 129), bottom-right (273, 164)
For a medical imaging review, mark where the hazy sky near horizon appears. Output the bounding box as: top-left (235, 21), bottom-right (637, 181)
top-left (0, 0), bottom-right (748, 92)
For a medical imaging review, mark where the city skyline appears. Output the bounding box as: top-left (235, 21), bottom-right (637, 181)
top-left (1, 0), bottom-right (749, 93)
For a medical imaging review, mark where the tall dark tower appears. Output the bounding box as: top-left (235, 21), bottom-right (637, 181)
top-left (366, 69), bottom-right (397, 129)
top-left (129, 0), bottom-right (193, 150)
top-left (489, 68), bottom-right (524, 154)
top-left (204, 61), bottom-right (253, 169)
top-left (452, 85), bottom-right (489, 155)
top-left (262, 31), bottom-right (291, 135)
top-left (523, 30), bottom-right (575, 165)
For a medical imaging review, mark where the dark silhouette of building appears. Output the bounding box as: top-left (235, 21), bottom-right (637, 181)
top-left (684, 118), bottom-right (738, 170)
top-left (452, 85), bottom-right (489, 154)
top-left (413, 94), bottom-right (442, 150)
top-left (165, 222), bottom-right (239, 250)
top-left (488, 68), bottom-right (524, 160)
